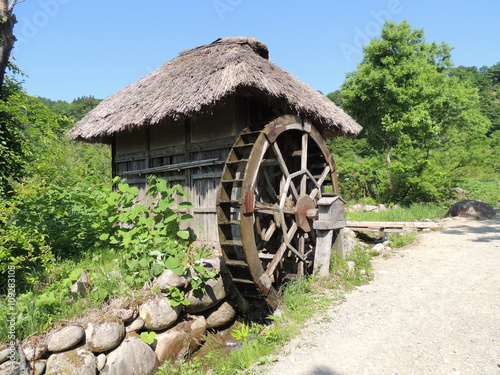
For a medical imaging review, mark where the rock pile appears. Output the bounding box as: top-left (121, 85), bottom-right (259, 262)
top-left (0, 257), bottom-right (237, 375)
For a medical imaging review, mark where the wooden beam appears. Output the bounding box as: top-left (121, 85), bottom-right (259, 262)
top-left (121, 158), bottom-right (222, 176)
top-left (346, 220), bottom-right (442, 232)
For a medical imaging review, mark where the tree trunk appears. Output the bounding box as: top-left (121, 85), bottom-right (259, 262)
top-left (0, 0), bottom-right (18, 97)
top-left (386, 139), bottom-right (392, 164)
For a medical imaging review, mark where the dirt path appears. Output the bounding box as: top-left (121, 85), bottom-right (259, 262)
top-left (262, 217), bottom-right (500, 375)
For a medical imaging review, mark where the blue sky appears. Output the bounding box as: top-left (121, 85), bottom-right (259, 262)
top-left (11, 0), bottom-right (500, 102)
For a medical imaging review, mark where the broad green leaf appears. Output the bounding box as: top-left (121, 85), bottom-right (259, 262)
top-left (176, 230), bottom-right (190, 240)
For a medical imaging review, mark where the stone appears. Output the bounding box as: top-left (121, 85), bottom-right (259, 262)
top-left (47, 325), bottom-right (85, 352)
top-left (205, 301), bottom-right (237, 329)
top-left (0, 344), bottom-right (10, 365)
top-left (185, 276), bottom-right (226, 314)
top-left (349, 204), bottom-right (364, 212)
top-left (363, 204), bottom-right (378, 212)
top-left (154, 268), bottom-right (190, 291)
top-left (344, 228), bottom-right (357, 238)
top-left (125, 316), bottom-right (145, 333)
top-left (371, 243), bottom-right (385, 255)
top-left (139, 295), bottom-right (181, 331)
top-left (197, 257), bottom-right (223, 273)
top-left (22, 341), bottom-right (47, 362)
top-left (155, 315), bottom-right (207, 363)
top-left (101, 335), bottom-right (159, 375)
top-left (33, 360), bottom-right (46, 375)
top-left (347, 261), bottom-right (356, 274)
top-left (0, 360), bottom-right (20, 375)
top-left (445, 200), bottom-right (496, 220)
top-left (452, 187), bottom-right (467, 200)
top-left (46, 348), bottom-right (96, 375)
top-left (85, 318), bottom-right (125, 353)
top-left (96, 353), bottom-right (106, 371)
top-left (111, 307), bottom-right (138, 323)
top-left (70, 270), bottom-right (89, 300)
top-left (343, 234), bottom-right (358, 258)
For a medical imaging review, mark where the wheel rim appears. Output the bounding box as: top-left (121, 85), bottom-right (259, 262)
top-left (217, 116), bottom-right (338, 307)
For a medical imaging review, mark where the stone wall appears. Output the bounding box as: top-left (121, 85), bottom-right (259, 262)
top-left (0, 258), bottom-right (238, 375)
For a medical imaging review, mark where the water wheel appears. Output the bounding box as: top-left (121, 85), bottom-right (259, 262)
top-left (217, 115), bottom-right (339, 308)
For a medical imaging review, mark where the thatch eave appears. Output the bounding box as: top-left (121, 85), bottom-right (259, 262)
top-left (68, 37), bottom-right (362, 143)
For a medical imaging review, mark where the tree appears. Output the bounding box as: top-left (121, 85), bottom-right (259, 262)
top-left (340, 21), bottom-right (491, 203)
top-left (0, 0), bottom-right (24, 96)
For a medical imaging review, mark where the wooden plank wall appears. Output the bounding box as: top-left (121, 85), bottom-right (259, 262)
top-left (112, 97), bottom-right (248, 249)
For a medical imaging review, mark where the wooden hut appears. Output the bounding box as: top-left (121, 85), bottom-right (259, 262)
top-left (69, 37), bottom-right (362, 305)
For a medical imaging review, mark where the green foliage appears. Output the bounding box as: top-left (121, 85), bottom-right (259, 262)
top-left (0, 173), bottom-right (213, 341)
top-left (156, 358), bottom-right (206, 375)
top-left (451, 62), bottom-right (500, 134)
top-left (338, 20), bottom-right (492, 204)
top-left (329, 247), bottom-right (373, 289)
top-left (230, 323), bottom-right (251, 341)
top-left (99, 176), bottom-right (195, 293)
top-left (140, 331), bottom-right (157, 345)
top-left (0, 180), bottom-right (116, 294)
top-left (0, 88), bottom-right (71, 193)
top-left (37, 96), bottom-right (102, 122)
top-left (455, 178), bottom-right (500, 206)
top-left (0, 73), bottom-right (106, 195)
top-left (388, 230), bottom-right (418, 248)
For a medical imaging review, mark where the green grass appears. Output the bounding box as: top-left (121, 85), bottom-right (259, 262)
top-left (388, 230), bottom-right (418, 248)
top-left (456, 178), bottom-right (500, 206)
top-left (0, 249), bottom-right (137, 342)
top-left (346, 203), bottom-right (447, 222)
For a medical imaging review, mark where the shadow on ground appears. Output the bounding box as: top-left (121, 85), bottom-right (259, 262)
top-left (310, 367), bottom-right (342, 375)
top-left (441, 217), bottom-right (500, 243)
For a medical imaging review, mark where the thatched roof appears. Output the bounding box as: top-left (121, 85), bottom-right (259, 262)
top-left (68, 37), bottom-right (362, 142)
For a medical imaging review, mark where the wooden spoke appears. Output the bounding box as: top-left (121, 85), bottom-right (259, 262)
top-left (309, 166), bottom-right (331, 200)
top-left (297, 234), bottom-right (305, 277)
top-left (262, 220), bottom-right (277, 242)
top-left (265, 221), bottom-right (298, 276)
top-left (263, 168), bottom-right (279, 201)
top-left (300, 133), bottom-right (308, 196)
top-left (272, 142), bottom-right (299, 199)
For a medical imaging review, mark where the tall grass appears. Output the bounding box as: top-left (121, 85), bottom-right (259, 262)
top-left (346, 203), bottom-right (447, 222)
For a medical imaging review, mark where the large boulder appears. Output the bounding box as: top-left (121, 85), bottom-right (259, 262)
top-left (139, 295), bottom-right (181, 331)
top-left (85, 318), bottom-right (125, 352)
top-left (46, 348), bottom-right (96, 375)
top-left (0, 361), bottom-right (20, 375)
top-left (184, 276), bottom-right (226, 314)
top-left (205, 301), bottom-right (237, 329)
top-left (445, 200), bottom-right (496, 220)
top-left (153, 269), bottom-right (190, 291)
top-left (101, 335), bottom-right (159, 375)
top-left (47, 325), bottom-right (85, 352)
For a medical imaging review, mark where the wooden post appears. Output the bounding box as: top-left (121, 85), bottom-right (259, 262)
top-left (313, 196), bottom-right (345, 278)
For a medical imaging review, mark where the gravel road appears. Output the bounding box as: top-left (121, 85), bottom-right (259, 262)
top-left (263, 217), bottom-right (500, 375)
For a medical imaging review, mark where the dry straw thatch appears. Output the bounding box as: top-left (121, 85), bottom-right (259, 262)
top-left (68, 37), bottom-right (362, 142)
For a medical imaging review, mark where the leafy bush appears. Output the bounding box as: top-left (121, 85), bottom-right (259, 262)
top-left (0, 175), bottom-right (218, 341)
